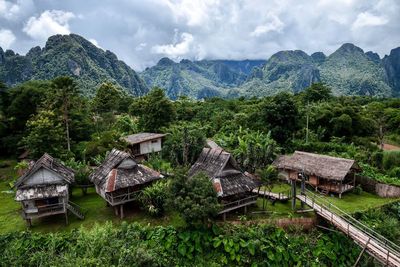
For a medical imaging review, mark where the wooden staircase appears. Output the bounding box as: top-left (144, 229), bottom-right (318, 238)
top-left (67, 201), bottom-right (85, 220)
top-left (297, 190), bottom-right (400, 266)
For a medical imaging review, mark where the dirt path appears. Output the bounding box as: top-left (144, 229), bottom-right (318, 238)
top-left (382, 143), bottom-right (400, 151)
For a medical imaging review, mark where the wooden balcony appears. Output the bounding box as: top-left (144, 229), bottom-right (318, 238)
top-left (105, 190), bottom-right (140, 206)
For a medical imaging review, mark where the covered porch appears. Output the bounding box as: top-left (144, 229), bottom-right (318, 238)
top-left (218, 194), bottom-right (258, 220)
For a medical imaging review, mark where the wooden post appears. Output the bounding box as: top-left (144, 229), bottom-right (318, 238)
top-left (223, 213), bottom-right (226, 222)
top-left (244, 205), bottom-right (247, 214)
top-left (65, 212), bottom-right (69, 225)
top-left (291, 179), bottom-right (296, 211)
top-left (120, 205), bottom-right (124, 219)
top-left (114, 206), bottom-right (119, 216)
top-left (26, 219), bottom-right (32, 227)
top-left (353, 238), bottom-right (370, 267)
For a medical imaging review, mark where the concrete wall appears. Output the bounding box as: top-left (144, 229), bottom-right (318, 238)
top-left (140, 138), bottom-right (162, 154)
top-left (23, 167), bottom-right (64, 186)
top-left (356, 175), bottom-right (400, 198)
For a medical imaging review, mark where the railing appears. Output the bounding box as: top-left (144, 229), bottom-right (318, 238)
top-left (23, 203), bottom-right (65, 218)
top-left (105, 190), bottom-right (141, 205)
top-left (301, 189), bottom-right (400, 266)
top-left (67, 201), bottom-right (85, 219)
top-left (219, 195), bottom-right (258, 214)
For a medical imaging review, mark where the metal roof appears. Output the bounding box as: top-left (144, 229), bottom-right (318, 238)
top-left (122, 133), bottom-right (166, 145)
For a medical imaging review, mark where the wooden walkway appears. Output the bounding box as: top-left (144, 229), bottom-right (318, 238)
top-left (297, 192), bottom-right (400, 266)
top-left (252, 189), bottom-right (290, 201)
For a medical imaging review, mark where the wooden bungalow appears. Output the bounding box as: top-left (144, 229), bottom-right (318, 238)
top-left (273, 151), bottom-right (361, 197)
top-left (189, 146), bottom-right (261, 219)
top-left (122, 133), bottom-right (166, 160)
top-left (89, 148), bottom-right (163, 218)
top-left (14, 153), bottom-right (84, 226)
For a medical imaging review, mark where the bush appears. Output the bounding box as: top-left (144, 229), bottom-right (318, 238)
top-left (167, 170), bottom-right (220, 227)
top-left (382, 151), bottom-right (400, 172)
top-left (138, 180), bottom-right (169, 217)
top-left (353, 185), bottom-right (363, 195)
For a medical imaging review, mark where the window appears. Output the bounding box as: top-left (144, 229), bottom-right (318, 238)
top-left (151, 140), bottom-right (158, 144)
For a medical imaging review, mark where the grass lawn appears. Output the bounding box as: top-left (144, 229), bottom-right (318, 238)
top-left (0, 159), bottom-right (185, 234)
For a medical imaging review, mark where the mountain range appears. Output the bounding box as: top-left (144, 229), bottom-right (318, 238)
top-left (1, 34), bottom-right (399, 98)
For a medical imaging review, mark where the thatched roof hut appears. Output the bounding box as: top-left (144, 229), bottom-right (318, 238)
top-left (273, 151), bottom-right (360, 181)
top-left (89, 149), bottom-right (163, 207)
top-left (14, 153), bottom-right (79, 225)
top-left (189, 147), bottom-right (261, 198)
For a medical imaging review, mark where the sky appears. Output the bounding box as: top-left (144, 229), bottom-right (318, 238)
top-left (0, 0), bottom-right (399, 70)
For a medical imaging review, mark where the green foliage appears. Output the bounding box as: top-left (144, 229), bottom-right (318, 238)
top-left (259, 92), bottom-right (299, 144)
top-left (64, 158), bottom-right (92, 185)
top-left (302, 83), bottom-right (332, 103)
top-left (145, 153), bottom-right (173, 174)
top-left (167, 171), bottom-right (220, 227)
top-left (113, 114), bottom-right (138, 136)
top-left (359, 163), bottom-right (400, 186)
top-left (382, 151), bottom-right (400, 172)
top-left (0, 222), bottom-right (362, 266)
top-left (83, 130), bottom-right (127, 163)
top-left (91, 82), bottom-right (125, 114)
top-left (21, 110), bottom-right (66, 158)
top-left (131, 87), bottom-right (176, 132)
top-left (138, 180), bottom-right (169, 217)
top-left (162, 122), bottom-right (206, 166)
top-left (216, 127), bottom-right (278, 172)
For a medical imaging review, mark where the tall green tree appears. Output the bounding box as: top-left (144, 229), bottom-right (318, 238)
top-left (92, 82), bottom-right (124, 114)
top-left (302, 83), bottom-right (332, 103)
top-left (48, 76), bottom-right (80, 152)
top-left (162, 122), bottom-right (207, 166)
top-left (259, 92), bottom-right (299, 144)
top-left (21, 110), bottom-right (65, 158)
top-left (131, 87), bottom-right (176, 132)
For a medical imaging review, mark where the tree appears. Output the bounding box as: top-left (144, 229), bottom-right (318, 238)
top-left (131, 87), bottom-right (176, 132)
top-left (256, 165), bottom-right (278, 210)
top-left (167, 170), bottom-right (220, 227)
top-left (216, 127), bottom-right (279, 172)
top-left (302, 83), bottom-right (332, 103)
top-left (48, 76), bottom-right (80, 152)
top-left (92, 82), bottom-right (124, 114)
top-left (162, 122), bottom-right (206, 166)
top-left (259, 92), bottom-right (299, 144)
top-left (21, 110), bottom-right (65, 158)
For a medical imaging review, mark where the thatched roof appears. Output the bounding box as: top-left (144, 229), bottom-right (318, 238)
top-left (273, 151), bottom-right (361, 181)
top-left (14, 153), bottom-right (75, 188)
top-left (123, 133), bottom-right (166, 145)
top-left (89, 148), bottom-right (163, 193)
top-left (189, 147), bottom-right (261, 198)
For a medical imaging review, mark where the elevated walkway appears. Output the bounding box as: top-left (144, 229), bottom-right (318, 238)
top-left (297, 190), bottom-right (400, 266)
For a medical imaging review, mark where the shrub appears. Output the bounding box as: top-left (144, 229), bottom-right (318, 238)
top-left (353, 185), bottom-right (363, 195)
top-left (138, 180), bottom-right (169, 217)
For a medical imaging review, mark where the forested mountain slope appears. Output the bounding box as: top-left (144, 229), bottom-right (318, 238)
top-left (0, 34), bottom-right (148, 96)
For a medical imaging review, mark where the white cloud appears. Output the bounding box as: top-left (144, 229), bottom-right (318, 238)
top-left (151, 32), bottom-right (194, 59)
top-left (0, 0), bottom-right (34, 20)
top-left (352, 12), bottom-right (388, 29)
top-left (89, 38), bottom-right (102, 48)
top-left (23, 10), bottom-right (75, 40)
top-left (135, 42), bottom-right (147, 51)
top-left (250, 15), bottom-right (284, 37)
top-left (0, 29), bottom-right (16, 49)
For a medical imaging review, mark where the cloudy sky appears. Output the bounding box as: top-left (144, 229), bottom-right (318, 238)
top-left (0, 0), bottom-right (399, 70)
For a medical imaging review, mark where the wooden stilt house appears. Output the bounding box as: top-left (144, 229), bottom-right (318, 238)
top-left (189, 146), bottom-right (261, 219)
top-left (14, 153), bottom-right (84, 226)
top-left (122, 133), bottom-right (166, 161)
top-left (273, 151), bottom-right (361, 197)
top-left (89, 148), bottom-right (163, 218)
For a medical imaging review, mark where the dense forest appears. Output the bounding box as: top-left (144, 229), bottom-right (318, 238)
top-left (1, 77), bottom-right (400, 266)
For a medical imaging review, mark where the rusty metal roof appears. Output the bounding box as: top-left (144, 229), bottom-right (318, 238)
top-left (89, 148), bottom-right (163, 193)
top-left (122, 133), bottom-right (166, 145)
top-left (189, 147), bottom-right (261, 197)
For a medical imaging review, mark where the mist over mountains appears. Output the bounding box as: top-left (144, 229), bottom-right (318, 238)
top-left (1, 34), bottom-right (399, 99)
